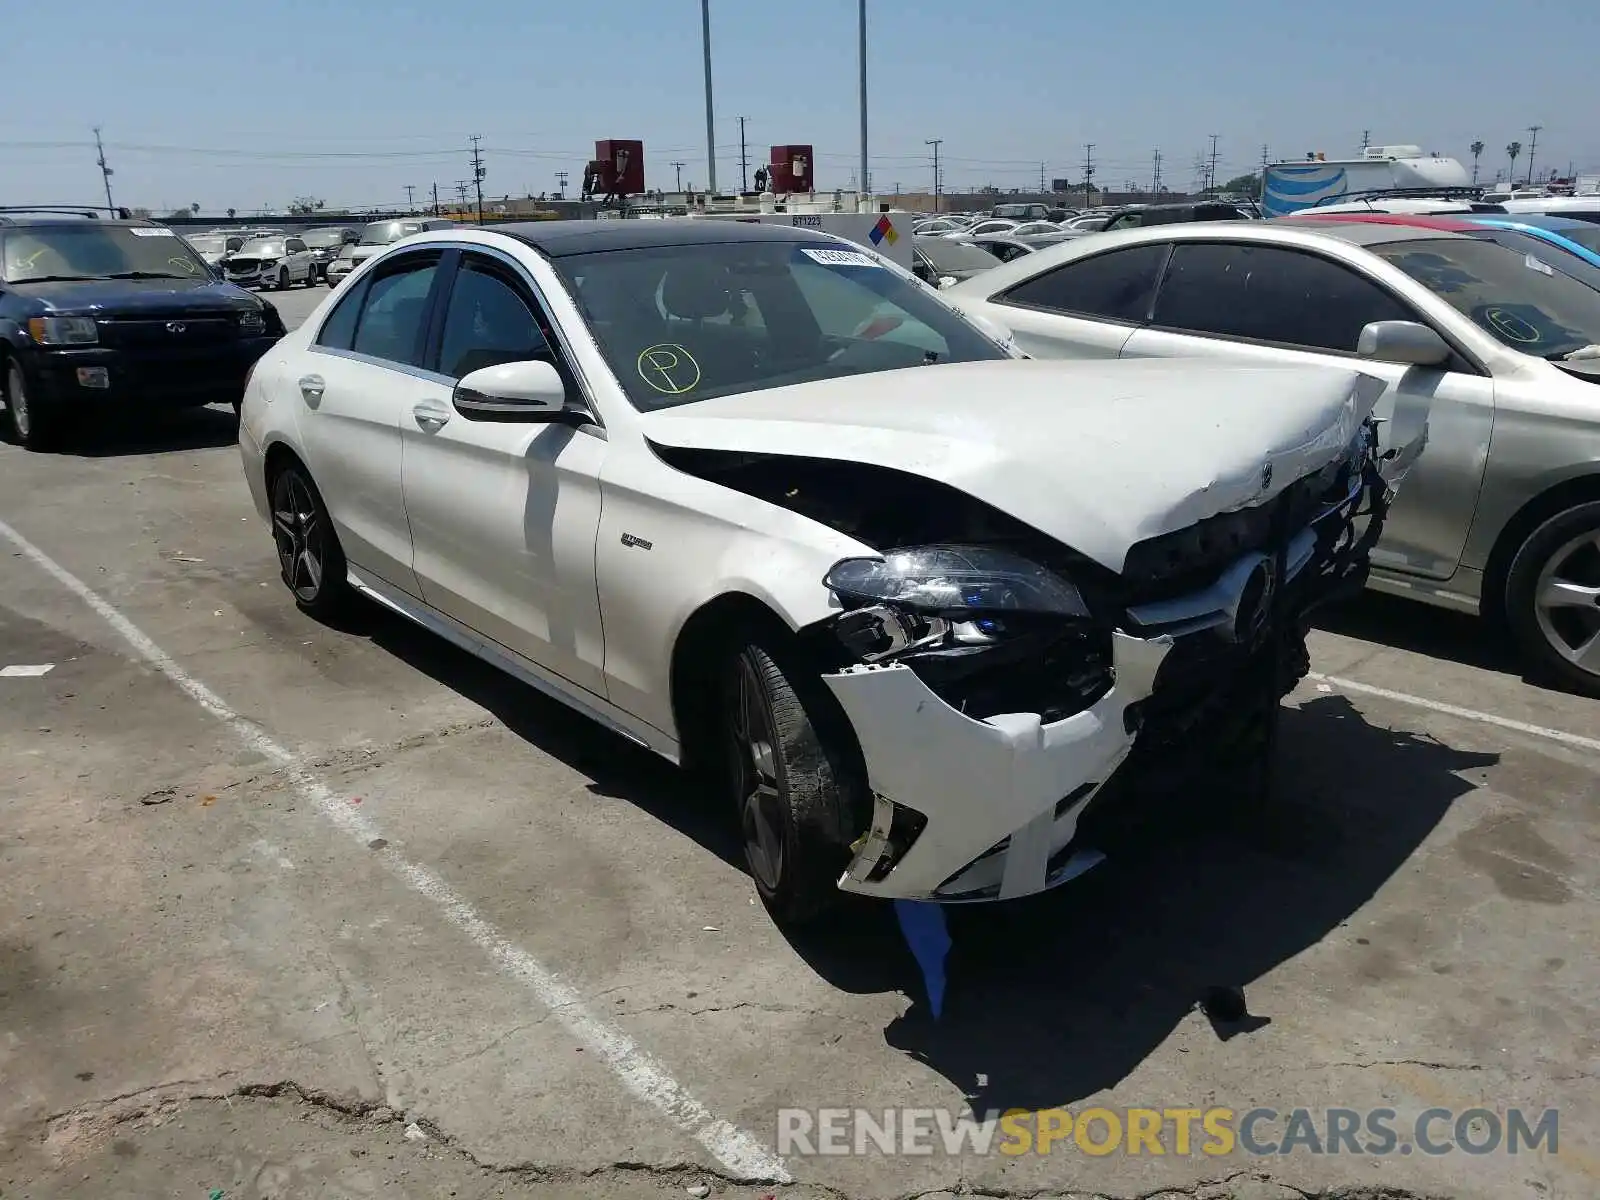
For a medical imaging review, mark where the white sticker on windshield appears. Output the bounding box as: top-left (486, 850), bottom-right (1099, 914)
top-left (801, 247), bottom-right (882, 268)
top-left (1524, 253), bottom-right (1554, 276)
top-left (129, 227), bottom-right (177, 237)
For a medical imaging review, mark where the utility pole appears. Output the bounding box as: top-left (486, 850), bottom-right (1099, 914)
top-left (737, 116), bottom-right (750, 192)
top-left (431, 182), bottom-right (440, 216)
top-left (93, 126), bottom-right (116, 212)
top-left (1361, 129), bottom-right (1371, 152)
top-left (554, 170), bottom-right (568, 198)
top-left (701, 0), bottom-right (718, 194)
top-left (1039, 163), bottom-right (1046, 194)
top-left (1260, 143), bottom-right (1270, 200)
top-left (858, 0), bottom-right (869, 207)
top-left (469, 135), bottom-right (486, 222)
top-left (1152, 148), bottom-right (1162, 195)
top-left (1207, 134), bottom-right (1220, 193)
top-left (1082, 143), bottom-right (1095, 209)
top-left (670, 161), bottom-right (686, 191)
top-left (1526, 125), bottom-right (1542, 185)
top-left (455, 181), bottom-right (469, 207)
top-left (404, 184), bottom-right (416, 213)
top-left (925, 139), bottom-right (943, 213)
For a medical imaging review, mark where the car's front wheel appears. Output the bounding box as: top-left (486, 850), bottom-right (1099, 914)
top-left (269, 462), bottom-right (351, 619)
top-left (3, 359), bottom-right (57, 450)
top-left (723, 642), bottom-right (862, 924)
top-left (1506, 501), bottom-right (1600, 697)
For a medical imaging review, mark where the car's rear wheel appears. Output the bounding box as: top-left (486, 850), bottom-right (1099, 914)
top-left (269, 462), bottom-right (350, 619)
top-left (3, 359), bottom-right (57, 451)
top-left (1506, 501), bottom-right (1600, 697)
top-left (723, 642), bottom-right (861, 924)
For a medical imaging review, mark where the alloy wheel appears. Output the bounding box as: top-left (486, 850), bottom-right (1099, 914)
top-left (271, 470), bottom-right (326, 603)
top-left (1533, 529), bottom-right (1600, 682)
top-left (7, 363), bottom-right (31, 440)
top-left (730, 653), bottom-right (785, 893)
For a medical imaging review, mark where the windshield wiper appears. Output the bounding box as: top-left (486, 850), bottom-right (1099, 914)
top-left (104, 271), bottom-right (198, 280)
top-left (10, 274), bottom-right (96, 283)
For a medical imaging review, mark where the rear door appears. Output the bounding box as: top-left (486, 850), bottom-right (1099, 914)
top-left (980, 241), bottom-right (1171, 357)
top-left (297, 248), bottom-right (448, 595)
top-left (1121, 240), bottom-right (1496, 580)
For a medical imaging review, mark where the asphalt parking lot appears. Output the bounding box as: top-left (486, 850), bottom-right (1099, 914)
top-left (1, 281), bottom-right (1595, 1200)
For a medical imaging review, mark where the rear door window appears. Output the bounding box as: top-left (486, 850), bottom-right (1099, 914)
top-left (350, 253), bottom-right (443, 367)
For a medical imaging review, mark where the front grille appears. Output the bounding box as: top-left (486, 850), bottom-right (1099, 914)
top-left (97, 316), bottom-right (238, 348)
top-left (227, 259), bottom-right (261, 272)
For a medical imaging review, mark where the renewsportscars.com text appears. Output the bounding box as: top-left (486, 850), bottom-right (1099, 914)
top-left (777, 1106), bottom-right (1559, 1158)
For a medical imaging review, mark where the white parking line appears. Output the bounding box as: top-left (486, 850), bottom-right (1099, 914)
top-left (0, 515), bottom-right (790, 1184)
top-left (1309, 672), bottom-right (1600, 757)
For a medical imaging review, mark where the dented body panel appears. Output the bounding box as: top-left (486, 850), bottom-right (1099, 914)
top-left (640, 358), bottom-right (1378, 573)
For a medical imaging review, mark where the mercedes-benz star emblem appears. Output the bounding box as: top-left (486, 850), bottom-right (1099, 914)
top-left (1259, 462), bottom-right (1274, 492)
top-left (166, 321), bottom-right (187, 334)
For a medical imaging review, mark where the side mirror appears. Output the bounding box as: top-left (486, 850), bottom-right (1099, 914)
top-left (453, 360), bottom-right (584, 423)
top-left (1358, 320), bottom-right (1451, 367)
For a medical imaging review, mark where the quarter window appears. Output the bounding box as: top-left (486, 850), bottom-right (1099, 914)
top-left (998, 243), bottom-right (1169, 322)
top-left (436, 258), bottom-right (551, 379)
top-left (314, 275), bottom-right (368, 350)
top-left (1152, 242), bottom-right (1413, 353)
top-left (350, 255), bottom-right (441, 367)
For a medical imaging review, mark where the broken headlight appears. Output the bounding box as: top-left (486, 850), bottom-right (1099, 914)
top-left (823, 546), bottom-right (1109, 722)
top-left (825, 545), bottom-right (1090, 620)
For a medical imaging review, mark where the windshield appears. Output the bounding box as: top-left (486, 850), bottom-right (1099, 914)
top-left (1, 224), bottom-right (211, 282)
top-left (552, 238), bottom-right (1009, 411)
top-left (359, 220), bottom-right (423, 245)
top-left (237, 239), bottom-right (286, 256)
top-left (188, 235), bottom-right (226, 253)
top-left (1375, 237), bottom-right (1600, 358)
top-left (917, 237), bottom-right (1001, 273)
top-left (302, 228), bottom-right (349, 248)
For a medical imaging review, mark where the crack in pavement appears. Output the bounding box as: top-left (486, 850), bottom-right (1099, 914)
top-left (1308, 1060), bottom-right (1487, 1073)
top-left (30, 1083), bottom-right (1463, 1199)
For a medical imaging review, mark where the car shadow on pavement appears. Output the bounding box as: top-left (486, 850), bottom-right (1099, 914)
top-left (327, 601), bottom-right (748, 872)
top-left (313, 599), bottom-right (1495, 1113)
top-left (1314, 590), bottom-right (1522, 678)
top-left (5, 404), bottom-right (240, 457)
top-left (784, 693), bottom-right (1498, 1113)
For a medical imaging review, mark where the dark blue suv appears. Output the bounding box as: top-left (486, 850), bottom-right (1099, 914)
top-left (0, 208), bottom-right (285, 449)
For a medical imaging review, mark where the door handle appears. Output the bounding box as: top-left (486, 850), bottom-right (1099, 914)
top-left (298, 374), bottom-right (325, 402)
top-left (412, 404), bottom-right (450, 431)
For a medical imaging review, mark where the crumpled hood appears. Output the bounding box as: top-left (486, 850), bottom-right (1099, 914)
top-left (642, 358), bottom-right (1381, 573)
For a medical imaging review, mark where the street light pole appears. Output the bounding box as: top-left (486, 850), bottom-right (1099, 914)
top-left (701, 0), bottom-right (718, 195)
top-left (859, 0), bottom-right (869, 209)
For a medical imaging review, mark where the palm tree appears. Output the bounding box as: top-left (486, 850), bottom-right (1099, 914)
top-left (1506, 141), bottom-right (1522, 184)
top-left (1470, 140), bottom-right (1485, 184)
top-left (190, 202), bottom-right (200, 216)
top-left (226, 207), bottom-right (236, 219)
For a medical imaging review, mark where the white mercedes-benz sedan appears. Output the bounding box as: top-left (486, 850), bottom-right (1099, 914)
top-left (238, 219), bottom-right (1392, 923)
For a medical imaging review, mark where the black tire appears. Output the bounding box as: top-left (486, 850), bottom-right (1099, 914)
top-left (723, 643), bottom-right (861, 925)
top-left (1505, 501), bottom-right (1600, 698)
top-left (276, 266), bottom-right (290, 292)
top-left (3, 358), bottom-right (58, 450)
top-left (269, 461), bottom-right (351, 620)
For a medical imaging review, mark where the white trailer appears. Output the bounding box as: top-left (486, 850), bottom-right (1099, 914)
top-left (1263, 146), bottom-right (1471, 217)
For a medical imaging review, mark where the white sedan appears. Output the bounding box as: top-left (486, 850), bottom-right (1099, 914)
top-left (942, 219), bottom-right (1600, 696)
top-left (239, 220), bottom-right (1390, 921)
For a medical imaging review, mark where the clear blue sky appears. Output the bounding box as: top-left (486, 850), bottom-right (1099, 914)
top-left (4, 0), bottom-right (1594, 215)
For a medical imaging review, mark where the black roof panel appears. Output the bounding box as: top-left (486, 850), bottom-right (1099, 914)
top-left (493, 218), bottom-right (825, 257)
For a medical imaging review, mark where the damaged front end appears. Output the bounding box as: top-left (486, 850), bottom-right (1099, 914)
top-left (808, 418), bottom-right (1393, 904)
